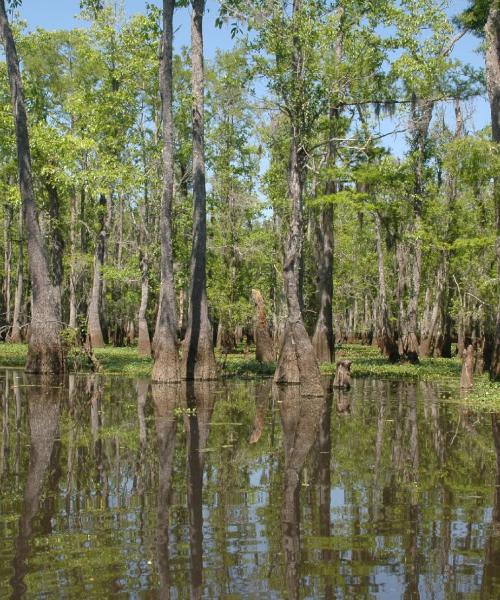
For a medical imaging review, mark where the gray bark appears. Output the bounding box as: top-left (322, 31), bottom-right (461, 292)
top-left (3, 202), bottom-right (12, 333)
top-left (398, 97), bottom-right (433, 364)
top-left (153, 0), bottom-right (180, 380)
top-left (273, 0), bottom-right (323, 396)
top-left (181, 0), bottom-right (217, 380)
top-left (0, 0), bottom-right (64, 372)
top-left (374, 212), bottom-right (399, 361)
top-left (68, 190), bottom-right (78, 330)
top-left (486, 3), bottom-right (500, 381)
top-left (9, 204), bottom-right (23, 342)
top-left (87, 194), bottom-right (112, 348)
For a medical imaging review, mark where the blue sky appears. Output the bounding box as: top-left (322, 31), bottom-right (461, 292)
top-left (12, 0), bottom-right (493, 157)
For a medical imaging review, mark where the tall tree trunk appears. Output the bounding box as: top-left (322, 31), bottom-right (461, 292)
top-left (399, 97), bottom-right (433, 364)
top-left (3, 202), bottom-right (12, 337)
top-left (138, 252), bottom-right (151, 357)
top-left (274, 0), bottom-right (323, 396)
top-left (9, 204), bottom-right (23, 343)
top-left (419, 254), bottom-right (449, 357)
top-left (374, 211), bottom-right (399, 362)
top-left (152, 0), bottom-right (180, 381)
top-left (312, 108), bottom-right (336, 364)
top-left (87, 194), bottom-right (112, 348)
top-left (0, 0), bottom-right (64, 373)
top-left (274, 137), bottom-right (323, 396)
top-left (486, 4), bottom-right (500, 381)
top-left (181, 0), bottom-right (217, 380)
top-left (68, 190), bottom-right (78, 330)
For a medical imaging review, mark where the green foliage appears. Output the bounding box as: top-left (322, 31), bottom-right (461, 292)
top-left (456, 0), bottom-right (492, 35)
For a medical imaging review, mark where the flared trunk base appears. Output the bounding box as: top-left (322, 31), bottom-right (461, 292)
top-left (274, 319), bottom-right (324, 397)
top-left (152, 329), bottom-right (179, 382)
top-left (181, 326), bottom-right (217, 381)
top-left (26, 322), bottom-right (64, 374)
top-left (312, 322), bottom-right (334, 365)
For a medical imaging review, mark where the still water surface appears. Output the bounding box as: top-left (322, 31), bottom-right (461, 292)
top-left (0, 372), bottom-right (499, 598)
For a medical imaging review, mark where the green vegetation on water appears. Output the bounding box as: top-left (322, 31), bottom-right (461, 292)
top-left (1, 342), bottom-right (498, 408)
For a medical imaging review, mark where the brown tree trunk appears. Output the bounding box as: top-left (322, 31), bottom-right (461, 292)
top-left (273, 0), bottom-right (322, 396)
top-left (486, 4), bottom-right (500, 381)
top-left (374, 212), bottom-right (399, 361)
top-left (274, 137), bottom-right (323, 396)
top-left (181, 0), bottom-right (217, 380)
top-left (0, 0), bottom-right (64, 373)
top-left (87, 194), bottom-right (111, 349)
top-left (312, 199), bottom-right (334, 364)
top-left (251, 289), bottom-right (274, 363)
top-left (333, 359), bottom-right (352, 389)
top-left (9, 204), bottom-right (23, 343)
top-left (460, 344), bottom-right (474, 390)
top-left (152, 0), bottom-right (180, 381)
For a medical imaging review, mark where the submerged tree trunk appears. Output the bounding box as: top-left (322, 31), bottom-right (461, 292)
top-left (0, 0), bottom-right (64, 373)
top-left (486, 4), bottom-right (500, 381)
top-left (181, 0), bottom-right (217, 380)
top-left (87, 194), bottom-right (112, 349)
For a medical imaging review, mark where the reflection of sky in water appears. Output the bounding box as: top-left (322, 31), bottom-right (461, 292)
top-left (0, 373), bottom-right (499, 598)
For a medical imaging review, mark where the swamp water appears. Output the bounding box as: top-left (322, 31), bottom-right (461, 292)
top-left (0, 372), bottom-right (499, 599)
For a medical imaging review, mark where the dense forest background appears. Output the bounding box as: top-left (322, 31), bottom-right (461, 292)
top-left (0, 0), bottom-right (499, 387)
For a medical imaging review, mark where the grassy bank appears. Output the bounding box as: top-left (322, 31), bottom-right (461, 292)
top-left (0, 342), bottom-right (498, 406)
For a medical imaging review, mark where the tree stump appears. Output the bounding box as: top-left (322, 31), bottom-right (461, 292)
top-left (333, 360), bottom-right (352, 389)
top-left (460, 344), bottom-right (474, 390)
top-left (251, 289), bottom-right (274, 363)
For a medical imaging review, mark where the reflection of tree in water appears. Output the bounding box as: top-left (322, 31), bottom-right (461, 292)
top-left (1, 371), bottom-right (10, 477)
top-left (152, 383), bottom-right (179, 600)
top-left (313, 383), bottom-right (335, 599)
top-left (387, 383), bottom-right (420, 599)
top-left (480, 413), bottom-right (500, 599)
top-left (10, 377), bottom-right (62, 600)
top-left (88, 375), bottom-right (109, 503)
top-left (185, 382), bottom-right (216, 600)
top-left (279, 386), bottom-right (324, 600)
top-left (250, 379), bottom-right (272, 444)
